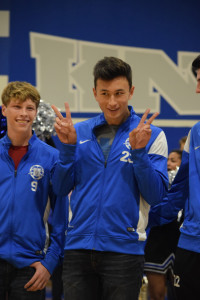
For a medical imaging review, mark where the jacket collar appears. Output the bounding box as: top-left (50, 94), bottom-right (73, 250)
top-left (93, 105), bottom-right (135, 129)
top-left (1, 131), bottom-right (37, 149)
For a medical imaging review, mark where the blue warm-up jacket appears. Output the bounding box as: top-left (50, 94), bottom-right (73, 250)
top-left (0, 132), bottom-right (67, 274)
top-left (52, 106), bottom-right (168, 255)
top-left (149, 122), bottom-right (200, 253)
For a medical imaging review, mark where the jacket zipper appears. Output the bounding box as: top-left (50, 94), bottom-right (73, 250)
top-left (5, 148), bottom-right (30, 260)
top-left (92, 126), bottom-right (123, 248)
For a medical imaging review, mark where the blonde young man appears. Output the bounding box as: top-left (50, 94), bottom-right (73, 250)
top-left (0, 81), bottom-right (66, 300)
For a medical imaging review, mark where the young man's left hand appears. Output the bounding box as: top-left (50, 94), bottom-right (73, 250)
top-left (129, 109), bottom-right (159, 149)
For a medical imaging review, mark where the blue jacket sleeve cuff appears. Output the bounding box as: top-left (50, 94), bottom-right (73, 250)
top-left (59, 143), bottom-right (76, 163)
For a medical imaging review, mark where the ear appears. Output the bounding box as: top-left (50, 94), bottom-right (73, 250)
top-left (93, 88), bottom-right (98, 100)
top-left (1, 104), bottom-right (7, 117)
top-left (128, 86), bottom-right (135, 100)
top-left (34, 108), bottom-right (38, 119)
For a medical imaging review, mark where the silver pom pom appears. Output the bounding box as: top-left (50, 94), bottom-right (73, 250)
top-left (168, 166), bottom-right (179, 187)
top-left (32, 100), bottom-right (56, 141)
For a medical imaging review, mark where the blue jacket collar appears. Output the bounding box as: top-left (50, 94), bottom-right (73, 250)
top-left (1, 131), bottom-right (37, 148)
top-left (93, 105), bottom-right (135, 128)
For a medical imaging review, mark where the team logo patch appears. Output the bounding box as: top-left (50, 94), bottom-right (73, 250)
top-left (29, 165), bottom-right (44, 180)
top-left (124, 138), bottom-right (131, 150)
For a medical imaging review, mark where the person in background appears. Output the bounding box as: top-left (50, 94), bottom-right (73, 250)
top-left (167, 150), bottom-right (182, 173)
top-left (0, 81), bottom-right (66, 300)
top-left (144, 150), bottom-right (182, 300)
top-left (51, 56), bottom-right (168, 300)
top-left (179, 136), bottom-right (187, 151)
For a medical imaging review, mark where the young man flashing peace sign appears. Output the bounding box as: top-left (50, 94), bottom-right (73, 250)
top-left (52, 57), bottom-right (168, 300)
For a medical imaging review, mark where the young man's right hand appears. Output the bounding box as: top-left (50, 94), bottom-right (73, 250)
top-left (24, 261), bottom-right (50, 291)
top-left (52, 102), bottom-right (77, 144)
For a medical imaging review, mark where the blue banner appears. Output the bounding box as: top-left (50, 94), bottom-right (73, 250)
top-left (0, 0), bottom-right (200, 151)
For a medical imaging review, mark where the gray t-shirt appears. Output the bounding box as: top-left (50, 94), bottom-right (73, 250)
top-left (95, 124), bottom-right (119, 160)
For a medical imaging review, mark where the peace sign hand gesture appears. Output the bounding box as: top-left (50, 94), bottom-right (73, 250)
top-left (51, 102), bottom-right (77, 144)
top-left (129, 109), bottom-right (159, 150)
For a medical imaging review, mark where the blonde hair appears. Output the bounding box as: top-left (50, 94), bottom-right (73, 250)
top-left (1, 81), bottom-right (40, 108)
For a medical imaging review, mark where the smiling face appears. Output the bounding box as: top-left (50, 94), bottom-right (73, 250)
top-left (167, 151), bottom-right (182, 171)
top-left (2, 98), bottom-right (37, 141)
top-left (93, 76), bottom-right (134, 125)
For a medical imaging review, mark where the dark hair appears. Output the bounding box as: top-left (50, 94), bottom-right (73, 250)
top-left (169, 149), bottom-right (182, 159)
top-left (192, 55), bottom-right (200, 76)
top-left (179, 135), bottom-right (187, 145)
top-left (93, 57), bottom-right (132, 89)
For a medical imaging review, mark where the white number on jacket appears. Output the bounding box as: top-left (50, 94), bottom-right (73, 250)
top-left (120, 151), bottom-right (133, 164)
